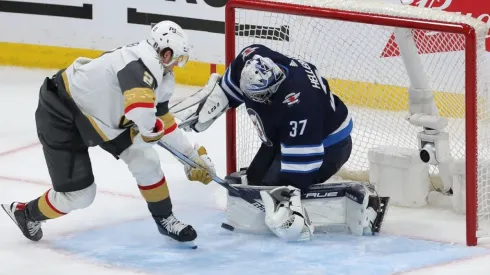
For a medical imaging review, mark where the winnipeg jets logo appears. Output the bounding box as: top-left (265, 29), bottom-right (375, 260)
top-left (247, 108), bottom-right (273, 146)
top-left (381, 0), bottom-right (490, 56)
top-left (241, 47), bottom-right (259, 61)
top-left (283, 92), bottom-right (300, 106)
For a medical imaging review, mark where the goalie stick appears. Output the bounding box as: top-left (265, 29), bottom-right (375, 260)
top-left (156, 140), bottom-right (266, 212)
top-left (176, 115), bottom-right (198, 130)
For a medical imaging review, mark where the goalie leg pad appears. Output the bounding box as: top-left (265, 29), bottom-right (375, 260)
top-left (225, 181), bottom-right (389, 237)
top-left (345, 182), bottom-right (389, 236)
top-left (260, 186), bottom-right (314, 242)
top-left (225, 185), bottom-right (270, 234)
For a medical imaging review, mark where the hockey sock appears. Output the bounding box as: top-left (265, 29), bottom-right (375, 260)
top-left (26, 189), bottom-right (67, 221)
top-left (137, 176), bottom-right (173, 218)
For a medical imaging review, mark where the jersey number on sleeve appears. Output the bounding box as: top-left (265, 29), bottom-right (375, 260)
top-left (143, 71), bottom-right (154, 87)
top-left (290, 119), bottom-right (307, 137)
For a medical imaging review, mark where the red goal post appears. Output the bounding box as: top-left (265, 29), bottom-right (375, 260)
top-left (224, 0), bottom-right (488, 245)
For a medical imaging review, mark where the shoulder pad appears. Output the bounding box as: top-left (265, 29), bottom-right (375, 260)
top-left (156, 72), bottom-right (175, 102)
top-left (137, 41), bottom-right (164, 84)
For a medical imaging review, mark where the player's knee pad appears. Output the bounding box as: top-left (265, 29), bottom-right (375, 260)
top-left (48, 182), bottom-right (97, 213)
top-left (120, 145), bottom-right (164, 185)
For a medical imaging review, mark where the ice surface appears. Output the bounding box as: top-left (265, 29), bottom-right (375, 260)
top-left (52, 210), bottom-right (488, 275)
top-left (1, 67), bottom-right (490, 275)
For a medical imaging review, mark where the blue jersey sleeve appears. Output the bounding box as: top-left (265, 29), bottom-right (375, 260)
top-left (219, 44), bottom-right (291, 108)
top-left (278, 98), bottom-right (325, 189)
top-left (220, 61), bottom-right (244, 108)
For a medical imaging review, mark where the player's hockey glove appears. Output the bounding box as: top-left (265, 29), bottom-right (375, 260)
top-left (131, 117), bottom-right (165, 148)
top-left (184, 144), bottom-right (216, 184)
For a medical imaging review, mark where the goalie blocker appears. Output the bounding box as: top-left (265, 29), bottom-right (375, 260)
top-left (225, 170), bottom-right (389, 238)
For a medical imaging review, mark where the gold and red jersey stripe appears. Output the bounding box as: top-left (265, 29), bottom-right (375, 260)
top-left (123, 88), bottom-right (155, 114)
top-left (159, 113), bottom-right (177, 135)
top-left (138, 177), bottom-right (169, 203)
top-left (38, 189), bottom-right (66, 219)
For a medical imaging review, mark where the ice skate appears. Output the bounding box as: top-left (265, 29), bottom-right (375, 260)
top-left (153, 213), bottom-right (197, 249)
top-left (1, 202), bottom-right (43, 241)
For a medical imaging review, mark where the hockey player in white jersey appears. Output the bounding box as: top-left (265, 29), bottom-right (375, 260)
top-left (1, 21), bottom-right (214, 247)
top-left (171, 44), bottom-right (389, 242)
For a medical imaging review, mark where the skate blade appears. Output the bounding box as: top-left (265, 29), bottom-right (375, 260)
top-left (177, 240), bottom-right (198, 249)
top-left (1, 204), bottom-right (18, 226)
top-left (186, 241), bottom-right (198, 249)
top-left (163, 238), bottom-right (198, 249)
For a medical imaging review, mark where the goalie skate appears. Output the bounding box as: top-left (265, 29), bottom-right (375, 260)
top-left (367, 192), bottom-right (390, 234)
top-left (153, 213), bottom-right (198, 249)
top-left (1, 202), bottom-right (43, 241)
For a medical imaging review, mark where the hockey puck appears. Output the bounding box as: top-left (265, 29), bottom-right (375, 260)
top-left (221, 223), bottom-right (235, 231)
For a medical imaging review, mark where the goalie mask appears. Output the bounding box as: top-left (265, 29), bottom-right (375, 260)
top-left (240, 55), bottom-right (286, 103)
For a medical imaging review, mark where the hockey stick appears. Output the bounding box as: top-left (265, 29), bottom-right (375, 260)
top-left (156, 140), bottom-right (266, 212)
top-left (176, 115), bottom-right (198, 130)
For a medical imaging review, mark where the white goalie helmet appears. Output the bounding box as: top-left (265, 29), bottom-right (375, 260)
top-left (240, 55), bottom-right (286, 103)
top-left (150, 21), bottom-right (190, 68)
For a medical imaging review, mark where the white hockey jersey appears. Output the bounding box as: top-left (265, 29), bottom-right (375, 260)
top-left (59, 40), bottom-right (194, 156)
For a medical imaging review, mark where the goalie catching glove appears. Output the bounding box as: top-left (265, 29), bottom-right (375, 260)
top-left (260, 186), bottom-right (314, 242)
top-left (170, 73), bottom-right (229, 132)
top-left (184, 144), bottom-right (216, 184)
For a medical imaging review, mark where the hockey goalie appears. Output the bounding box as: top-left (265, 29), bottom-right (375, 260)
top-left (171, 44), bottom-right (389, 242)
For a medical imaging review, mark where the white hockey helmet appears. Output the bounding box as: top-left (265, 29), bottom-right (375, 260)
top-left (150, 21), bottom-right (190, 68)
top-left (240, 54), bottom-right (286, 103)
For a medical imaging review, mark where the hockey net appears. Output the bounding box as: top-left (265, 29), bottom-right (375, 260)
top-left (225, 0), bottom-right (490, 245)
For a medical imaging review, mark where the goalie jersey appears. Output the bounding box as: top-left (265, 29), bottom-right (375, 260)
top-left (220, 44), bottom-right (353, 188)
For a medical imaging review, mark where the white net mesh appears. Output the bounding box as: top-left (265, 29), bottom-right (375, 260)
top-left (229, 0), bottom-right (490, 237)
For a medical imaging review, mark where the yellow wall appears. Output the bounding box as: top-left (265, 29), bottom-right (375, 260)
top-left (0, 42), bottom-right (214, 87)
top-left (0, 42), bottom-right (468, 118)
top-left (329, 79), bottom-right (466, 118)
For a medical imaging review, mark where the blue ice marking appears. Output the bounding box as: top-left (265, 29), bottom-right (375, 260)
top-left (52, 207), bottom-right (489, 275)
